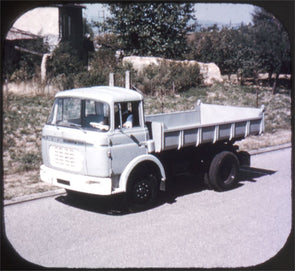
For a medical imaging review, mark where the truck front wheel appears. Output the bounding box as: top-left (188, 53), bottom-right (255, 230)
top-left (127, 167), bottom-right (159, 211)
top-left (208, 151), bottom-right (240, 191)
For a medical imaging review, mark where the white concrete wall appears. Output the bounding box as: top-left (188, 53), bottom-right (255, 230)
top-left (13, 7), bottom-right (59, 37)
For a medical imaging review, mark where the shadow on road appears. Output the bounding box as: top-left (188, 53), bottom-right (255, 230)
top-left (239, 166), bottom-right (276, 183)
top-left (55, 166), bottom-right (276, 216)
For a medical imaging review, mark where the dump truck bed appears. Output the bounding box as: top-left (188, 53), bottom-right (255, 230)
top-left (146, 102), bottom-right (265, 153)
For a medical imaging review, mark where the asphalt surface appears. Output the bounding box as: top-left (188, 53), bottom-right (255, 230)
top-left (3, 147), bottom-right (292, 268)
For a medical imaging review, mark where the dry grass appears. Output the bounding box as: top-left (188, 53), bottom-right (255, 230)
top-left (3, 170), bottom-right (58, 200)
top-left (3, 84), bottom-right (291, 200)
top-left (236, 129), bottom-right (291, 151)
top-left (144, 84), bottom-right (291, 133)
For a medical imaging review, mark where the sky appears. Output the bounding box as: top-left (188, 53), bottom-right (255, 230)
top-left (83, 3), bottom-right (256, 26)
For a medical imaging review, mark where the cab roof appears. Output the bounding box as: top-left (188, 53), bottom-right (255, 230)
top-left (55, 86), bottom-right (143, 104)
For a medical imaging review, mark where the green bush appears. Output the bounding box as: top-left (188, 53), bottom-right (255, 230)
top-left (17, 153), bottom-right (40, 171)
top-left (47, 42), bottom-right (84, 76)
top-left (74, 49), bottom-right (136, 88)
top-left (74, 70), bottom-right (107, 88)
top-left (47, 42), bottom-right (85, 89)
top-left (134, 60), bottom-right (202, 94)
top-left (46, 41), bottom-right (202, 93)
top-left (4, 39), bottom-right (48, 82)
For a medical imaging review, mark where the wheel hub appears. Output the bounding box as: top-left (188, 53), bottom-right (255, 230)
top-left (135, 181), bottom-right (151, 201)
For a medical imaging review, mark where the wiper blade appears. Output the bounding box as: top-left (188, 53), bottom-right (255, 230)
top-left (56, 120), bottom-right (83, 130)
top-left (69, 122), bottom-right (82, 128)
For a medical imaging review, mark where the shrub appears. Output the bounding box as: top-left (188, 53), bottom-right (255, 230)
top-left (74, 70), bottom-right (107, 88)
top-left (47, 42), bottom-right (85, 89)
top-left (74, 49), bottom-right (136, 88)
top-left (134, 60), bottom-right (202, 94)
top-left (47, 42), bottom-right (84, 76)
top-left (17, 153), bottom-right (40, 171)
top-left (4, 39), bottom-right (48, 82)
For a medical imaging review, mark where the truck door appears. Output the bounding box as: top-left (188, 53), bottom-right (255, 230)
top-left (109, 101), bottom-right (148, 175)
top-left (43, 98), bottom-right (88, 175)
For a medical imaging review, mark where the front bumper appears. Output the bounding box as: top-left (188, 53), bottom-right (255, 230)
top-left (40, 165), bottom-right (114, 195)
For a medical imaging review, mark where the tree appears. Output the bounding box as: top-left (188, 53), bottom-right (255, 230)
top-left (4, 38), bottom-right (48, 82)
top-left (83, 18), bottom-right (94, 38)
top-left (233, 24), bottom-right (259, 84)
top-left (252, 7), bottom-right (290, 93)
top-left (47, 42), bottom-right (85, 89)
top-left (188, 23), bottom-right (258, 83)
top-left (96, 3), bottom-right (196, 59)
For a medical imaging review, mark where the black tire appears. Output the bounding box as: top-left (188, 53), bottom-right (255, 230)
top-left (127, 167), bottom-right (159, 211)
top-left (237, 151), bottom-right (251, 167)
top-left (208, 151), bottom-right (240, 191)
top-left (203, 172), bottom-right (214, 190)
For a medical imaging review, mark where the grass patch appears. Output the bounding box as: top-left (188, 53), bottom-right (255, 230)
top-left (144, 84), bottom-right (291, 132)
top-left (3, 94), bottom-right (54, 175)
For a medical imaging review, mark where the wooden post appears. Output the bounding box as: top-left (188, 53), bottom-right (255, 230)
top-left (125, 70), bottom-right (130, 89)
top-left (5, 79), bottom-right (9, 110)
top-left (161, 88), bottom-right (164, 113)
top-left (256, 88), bottom-right (259, 108)
top-left (41, 53), bottom-right (51, 82)
top-left (109, 73), bottom-right (115, 87)
top-left (172, 81), bottom-right (175, 94)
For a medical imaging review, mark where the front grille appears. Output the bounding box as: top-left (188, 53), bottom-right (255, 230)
top-left (49, 145), bottom-right (83, 171)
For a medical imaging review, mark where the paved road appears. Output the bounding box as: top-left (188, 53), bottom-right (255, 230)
top-left (3, 148), bottom-right (292, 268)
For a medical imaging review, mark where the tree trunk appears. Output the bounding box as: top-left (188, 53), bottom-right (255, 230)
top-left (268, 72), bottom-right (273, 86)
top-left (253, 72), bottom-right (258, 85)
top-left (240, 74), bottom-right (244, 86)
top-left (272, 73), bottom-right (279, 95)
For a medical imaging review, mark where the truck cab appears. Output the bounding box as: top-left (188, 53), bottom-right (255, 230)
top-left (40, 86), bottom-right (165, 206)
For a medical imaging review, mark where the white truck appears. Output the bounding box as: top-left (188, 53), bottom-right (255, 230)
top-left (40, 86), bottom-right (265, 210)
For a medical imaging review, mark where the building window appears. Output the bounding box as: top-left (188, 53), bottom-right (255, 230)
top-left (62, 15), bottom-right (71, 39)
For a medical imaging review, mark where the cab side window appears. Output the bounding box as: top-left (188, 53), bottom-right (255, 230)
top-left (115, 101), bottom-right (140, 129)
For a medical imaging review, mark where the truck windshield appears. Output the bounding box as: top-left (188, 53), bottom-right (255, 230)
top-left (47, 97), bottom-right (110, 131)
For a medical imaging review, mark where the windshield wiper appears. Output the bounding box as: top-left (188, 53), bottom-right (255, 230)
top-left (56, 120), bottom-right (83, 130)
top-left (68, 122), bottom-right (81, 128)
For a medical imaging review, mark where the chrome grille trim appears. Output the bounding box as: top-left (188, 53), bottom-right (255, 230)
top-left (49, 145), bottom-right (83, 171)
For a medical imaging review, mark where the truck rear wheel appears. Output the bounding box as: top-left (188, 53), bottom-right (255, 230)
top-left (127, 167), bottom-right (159, 211)
top-left (208, 151), bottom-right (240, 191)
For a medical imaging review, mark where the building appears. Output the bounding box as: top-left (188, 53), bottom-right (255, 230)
top-left (5, 4), bottom-right (93, 81)
top-left (9, 4), bottom-right (86, 52)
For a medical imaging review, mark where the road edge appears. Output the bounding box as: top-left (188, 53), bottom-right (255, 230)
top-left (248, 142), bottom-right (291, 155)
top-left (3, 189), bottom-right (66, 206)
top-left (3, 143), bottom-right (292, 206)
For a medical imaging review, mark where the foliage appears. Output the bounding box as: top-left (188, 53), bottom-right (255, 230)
top-left (74, 48), bottom-right (135, 88)
top-left (5, 39), bottom-right (49, 82)
top-left (3, 94), bottom-right (54, 174)
top-left (188, 24), bottom-right (258, 82)
top-left (83, 18), bottom-right (94, 38)
top-left (188, 7), bottom-right (290, 91)
top-left (5, 5), bottom-right (290, 96)
top-left (46, 42), bottom-right (86, 89)
top-left (96, 3), bottom-right (196, 59)
top-left (251, 7), bottom-right (290, 79)
top-left (47, 41), bottom-right (85, 87)
top-left (134, 61), bottom-right (202, 94)
top-left (95, 33), bottom-right (122, 50)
